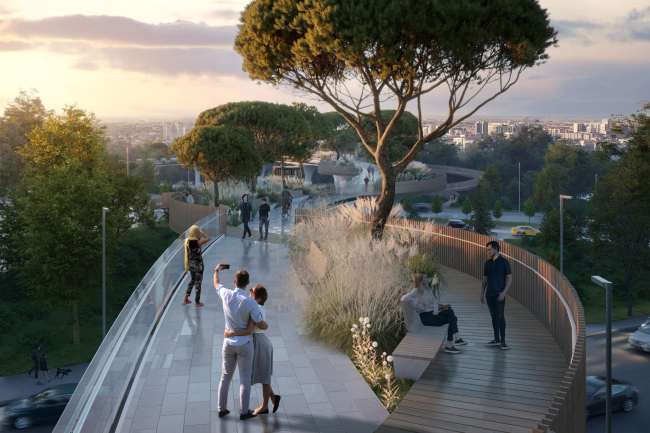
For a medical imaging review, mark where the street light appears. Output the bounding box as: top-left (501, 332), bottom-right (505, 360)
top-left (102, 207), bottom-right (109, 339)
top-left (559, 195), bottom-right (572, 274)
top-left (591, 275), bottom-right (613, 433)
top-left (518, 162), bottom-right (521, 214)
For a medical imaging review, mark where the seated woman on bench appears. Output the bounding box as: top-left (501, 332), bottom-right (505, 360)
top-left (412, 271), bottom-right (467, 354)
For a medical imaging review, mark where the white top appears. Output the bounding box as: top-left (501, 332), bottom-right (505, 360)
top-left (253, 305), bottom-right (266, 334)
top-left (186, 194), bottom-right (195, 204)
top-left (402, 286), bottom-right (439, 315)
top-left (215, 284), bottom-right (263, 346)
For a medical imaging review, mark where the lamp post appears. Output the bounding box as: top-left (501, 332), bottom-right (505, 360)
top-left (121, 145), bottom-right (130, 176)
top-left (102, 207), bottom-right (109, 339)
top-left (591, 275), bottom-right (613, 433)
top-left (559, 195), bottom-right (572, 274)
top-left (518, 162), bottom-right (521, 214)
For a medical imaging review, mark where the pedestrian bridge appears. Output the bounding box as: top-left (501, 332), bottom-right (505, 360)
top-left (53, 206), bottom-right (585, 433)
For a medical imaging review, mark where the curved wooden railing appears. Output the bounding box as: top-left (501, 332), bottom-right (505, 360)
top-left (294, 210), bottom-right (586, 433)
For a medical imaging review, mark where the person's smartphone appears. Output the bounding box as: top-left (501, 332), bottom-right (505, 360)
top-left (222, 264), bottom-right (230, 269)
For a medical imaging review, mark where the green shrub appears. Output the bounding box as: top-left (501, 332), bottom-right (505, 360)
top-left (12, 303), bottom-right (46, 321)
top-left (404, 252), bottom-right (444, 297)
top-left (0, 306), bottom-right (11, 334)
top-left (499, 197), bottom-right (515, 211)
top-left (18, 329), bottom-right (53, 351)
top-left (228, 213), bottom-right (241, 227)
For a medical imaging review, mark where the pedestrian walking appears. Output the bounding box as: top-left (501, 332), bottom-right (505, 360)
top-left (28, 345), bottom-right (40, 377)
top-left (182, 225), bottom-right (210, 307)
top-left (239, 194), bottom-right (253, 239)
top-left (364, 176), bottom-right (369, 192)
top-left (370, 165), bottom-right (374, 179)
top-left (214, 264), bottom-right (268, 420)
top-left (481, 240), bottom-right (512, 350)
top-left (36, 354), bottom-right (52, 384)
top-left (258, 198), bottom-right (271, 241)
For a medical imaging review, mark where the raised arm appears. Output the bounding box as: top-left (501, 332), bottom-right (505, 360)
top-left (198, 229), bottom-right (210, 247)
top-left (224, 318), bottom-right (255, 337)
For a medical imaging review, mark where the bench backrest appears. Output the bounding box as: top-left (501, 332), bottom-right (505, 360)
top-left (401, 292), bottom-right (425, 333)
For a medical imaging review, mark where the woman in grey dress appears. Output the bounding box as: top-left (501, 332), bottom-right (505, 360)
top-left (224, 285), bottom-right (281, 414)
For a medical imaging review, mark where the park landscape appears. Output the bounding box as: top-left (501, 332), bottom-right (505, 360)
top-left (0, 0), bottom-right (649, 432)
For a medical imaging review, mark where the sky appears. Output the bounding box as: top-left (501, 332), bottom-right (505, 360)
top-left (0, 0), bottom-right (649, 121)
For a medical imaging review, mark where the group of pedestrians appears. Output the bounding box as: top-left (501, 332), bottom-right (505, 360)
top-left (179, 188), bottom-right (195, 204)
top-left (239, 186), bottom-right (293, 241)
top-left (28, 345), bottom-right (52, 385)
top-left (409, 240), bottom-right (512, 353)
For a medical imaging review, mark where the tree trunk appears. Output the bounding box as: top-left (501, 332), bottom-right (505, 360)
top-left (72, 302), bottom-right (80, 345)
top-left (281, 159), bottom-right (285, 185)
top-left (371, 167), bottom-right (396, 239)
top-left (213, 175), bottom-right (220, 207)
top-left (251, 175), bottom-right (258, 193)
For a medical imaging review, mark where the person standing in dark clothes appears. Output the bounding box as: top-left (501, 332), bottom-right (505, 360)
top-left (481, 240), bottom-right (512, 350)
top-left (28, 345), bottom-right (40, 377)
top-left (182, 228), bottom-right (210, 307)
top-left (239, 194), bottom-right (253, 239)
top-left (258, 198), bottom-right (271, 241)
top-left (37, 354), bottom-right (52, 384)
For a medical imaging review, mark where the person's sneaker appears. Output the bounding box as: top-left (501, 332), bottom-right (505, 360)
top-left (195, 302), bottom-right (204, 307)
top-left (444, 346), bottom-right (461, 354)
top-left (501, 341), bottom-right (509, 350)
top-left (36, 382), bottom-right (43, 385)
top-left (240, 410), bottom-right (257, 420)
top-left (264, 237), bottom-right (268, 240)
top-left (218, 409), bottom-right (230, 418)
top-left (241, 236), bottom-right (245, 240)
top-left (247, 235), bottom-right (252, 239)
top-left (486, 339), bottom-right (501, 346)
top-left (259, 237), bottom-right (264, 241)
top-left (454, 339), bottom-right (468, 346)
top-left (182, 296), bottom-right (191, 305)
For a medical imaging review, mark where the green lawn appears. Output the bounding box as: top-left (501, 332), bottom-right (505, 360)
top-left (0, 222), bottom-right (178, 376)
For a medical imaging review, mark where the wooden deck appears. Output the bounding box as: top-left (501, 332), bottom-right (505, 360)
top-left (378, 267), bottom-right (569, 433)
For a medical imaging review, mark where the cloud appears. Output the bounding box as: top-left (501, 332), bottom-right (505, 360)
top-left (0, 40), bottom-right (30, 51)
top-left (0, 15), bottom-right (237, 47)
top-left (611, 6), bottom-right (650, 41)
top-left (208, 9), bottom-right (241, 21)
top-left (553, 20), bottom-right (604, 46)
top-left (73, 61), bottom-right (99, 71)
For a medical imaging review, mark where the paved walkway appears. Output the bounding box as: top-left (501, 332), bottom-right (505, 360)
top-left (378, 267), bottom-right (569, 433)
top-left (113, 236), bottom-right (388, 433)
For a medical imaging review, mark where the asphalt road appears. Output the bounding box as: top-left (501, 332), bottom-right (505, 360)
top-left (0, 422), bottom-right (53, 432)
top-left (586, 330), bottom-right (650, 432)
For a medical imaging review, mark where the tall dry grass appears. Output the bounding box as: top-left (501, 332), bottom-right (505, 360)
top-left (293, 197), bottom-right (443, 354)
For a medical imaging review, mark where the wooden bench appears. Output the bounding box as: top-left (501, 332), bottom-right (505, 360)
top-left (392, 291), bottom-right (448, 381)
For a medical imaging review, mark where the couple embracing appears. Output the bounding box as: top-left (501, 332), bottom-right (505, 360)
top-left (213, 263), bottom-right (281, 420)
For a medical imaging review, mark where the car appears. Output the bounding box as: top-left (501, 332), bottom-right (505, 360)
top-left (628, 317), bottom-right (650, 351)
top-left (585, 375), bottom-right (638, 420)
top-left (0, 383), bottom-right (77, 429)
top-left (447, 219), bottom-right (467, 229)
top-left (510, 226), bottom-right (541, 236)
top-left (415, 203), bottom-right (430, 212)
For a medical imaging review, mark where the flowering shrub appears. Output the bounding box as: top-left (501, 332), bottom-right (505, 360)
top-left (351, 317), bottom-right (400, 412)
top-left (396, 161), bottom-right (434, 182)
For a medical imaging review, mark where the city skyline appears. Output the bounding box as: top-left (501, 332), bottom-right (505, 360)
top-left (0, 0), bottom-right (648, 119)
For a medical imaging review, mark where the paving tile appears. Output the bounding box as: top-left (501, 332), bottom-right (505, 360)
top-left (353, 398), bottom-right (388, 424)
top-left (288, 354), bottom-right (312, 369)
top-left (130, 405), bottom-right (161, 431)
top-left (188, 381), bottom-right (211, 402)
top-left (326, 353), bottom-right (350, 366)
top-left (309, 358), bottom-right (337, 375)
top-left (317, 374), bottom-right (348, 393)
top-left (185, 424), bottom-right (212, 433)
top-left (294, 367), bottom-right (320, 384)
top-left (300, 383), bottom-right (330, 404)
top-left (326, 391), bottom-right (359, 413)
top-left (274, 347), bottom-right (290, 362)
top-left (287, 415), bottom-right (320, 433)
top-left (338, 411), bottom-right (374, 433)
top-left (157, 414), bottom-right (185, 433)
top-left (211, 411), bottom-right (239, 433)
top-left (192, 350), bottom-right (214, 367)
top-left (259, 411), bottom-right (292, 432)
top-left (308, 402), bottom-right (341, 428)
top-left (344, 380), bottom-right (377, 400)
top-left (318, 426), bottom-right (348, 433)
top-left (166, 374), bottom-right (190, 394)
top-left (185, 401), bottom-right (211, 425)
top-left (174, 346), bottom-right (195, 361)
top-left (190, 365), bottom-right (212, 383)
top-left (276, 376), bottom-right (303, 396)
top-left (137, 385), bottom-right (166, 407)
top-left (333, 364), bottom-right (360, 382)
top-left (281, 394), bottom-right (312, 417)
top-left (160, 392), bottom-right (187, 416)
top-left (273, 360), bottom-right (296, 377)
top-left (169, 360), bottom-right (192, 376)
top-left (144, 368), bottom-right (170, 386)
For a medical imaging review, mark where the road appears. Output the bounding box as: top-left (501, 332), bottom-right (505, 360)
top-left (586, 330), bottom-right (650, 432)
top-left (0, 422), bottom-right (53, 432)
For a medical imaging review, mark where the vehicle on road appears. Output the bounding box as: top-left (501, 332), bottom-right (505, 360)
top-left (586, 375), bottom-right (638, 420)
top-left (447, 219), bottom-right (467, 229)
top-left (628, 317), bottom-right (650, 352)
top-left (415, 203), bottom-right (430, 213)
top-left (510, 226), bottom-right (540, 236)
top-left (0, 383), bottom-right (77, 429)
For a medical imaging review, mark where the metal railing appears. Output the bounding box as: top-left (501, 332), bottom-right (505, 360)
top-left (53, 211), bottom-right (225, 433)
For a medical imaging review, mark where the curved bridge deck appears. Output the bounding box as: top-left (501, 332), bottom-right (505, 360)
top-left (378, 267), bottom-right (568, 433)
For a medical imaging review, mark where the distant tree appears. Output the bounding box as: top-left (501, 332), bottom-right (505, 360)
top-left (419, 138), bottom-right (459, 166)
top-left (539, 207), bottom-right (579, 251)
top-left (160, 180), bottom-right (171, 194)
top-left (506, 178), bottom-right (520, 208)
top-left (235, 0), bottom-right (557, 238)
top-left (172, 125), bottom-right (261, 205)
top-left (492, 200), bottom-right (503, 224)
top-left (470, 178), bottom-right (496, 235)
top-left (498, 126), bottom-right (553, 172)
top-left (461, 196), bottom-right (473, 219)
top-left (322, 112), bottom-right (358, 159)
top-left (533, 165), bottom-right (561, 208)
top-left (524, 197), bottom-right (536, 223)
top-left (430, 193), bottom-right (444, 218)
top-left (137, 159), bottom-right (159, 193)
top-left (359, 110), bottom-right (420, 163)
top-left (483, 165), bottom-right (502, 198)
top-left (0, 90), bottom-right (53, 192)
top-left (544, 141), bottom-right (603, 197)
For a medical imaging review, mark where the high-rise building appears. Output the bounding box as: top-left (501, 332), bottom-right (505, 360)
top-left (162, 122), bottom-right (171, 141)
top-left (573, 123), bottom-right (586, 133)
top-left (476, 121), bottom-right (488, 135)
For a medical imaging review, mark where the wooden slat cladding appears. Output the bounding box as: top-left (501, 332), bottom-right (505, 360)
top-left (294, 210), bottom-right (586, 432)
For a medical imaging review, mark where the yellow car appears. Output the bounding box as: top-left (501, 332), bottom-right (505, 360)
top-left (511, 226), bottom-right (541, 236)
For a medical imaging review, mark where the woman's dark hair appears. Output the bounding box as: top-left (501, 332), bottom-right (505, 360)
top-left (242, 194), bottom-right (248, 200)
top-left (188, 239), bottom-right (199, 250)
top-left (250, 285), bottom-right (268, 305)
top-left (486, 240), bottom-right (500, 251)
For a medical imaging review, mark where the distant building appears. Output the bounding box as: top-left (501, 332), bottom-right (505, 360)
top-left (475, 121), bottom-right (488, 136)
top-left (573, 123), bottom-right (586, 133)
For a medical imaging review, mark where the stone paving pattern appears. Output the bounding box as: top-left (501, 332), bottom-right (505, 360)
top-left (120, 236), bottom-right (388, 433)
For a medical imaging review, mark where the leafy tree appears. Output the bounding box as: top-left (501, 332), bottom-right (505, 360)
top-left (589, 147), bottom-right (650, 317)
top-left (234, 0), bottom-right (557, 238)
top-left (461, 196), bottom-right (473, 218)
top-left (137, 159), bottom-right (159, 193)
top-left (539, 207), bottom-right (579, 251)
top-left (483, 165), bottom-right (502, 197)
top-left (544, 141), bottom-right (602, 197)
top-left (139, 141), bottom-right (169, 160)
top-left (506, 178), bottom-right (520, 208)
top-left (498, 126), bottom-right (553, 172)
top-left (470, 178), bottom-right (496, 235)
top-left (493, 200), bottom-right (503, 224)
top-left (533, 165), bottom-right (561, 208)
top-left (359, 110), bottom-right (419, 163)
top-left (430, 193), bottom-right (443, 218)
top-left (419, 138), bottom-right (459, 166)
top-left (322, 112), bottom-right (358, 159)
top-left (172, 125), bottom-right (261, 205)
top-left (160, 180), bottom-right (171, 194)
top-left (524, 197), bottom-right (536, 223)
top-left (0, 90), bottom-right (53, 192)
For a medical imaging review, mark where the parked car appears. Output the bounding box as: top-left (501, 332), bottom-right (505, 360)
top-left (510, 226), bottom-right (541, 236)
top-left (0, 383), bottom-right (77, 429)
top-left (415, 203), bottom-right (430, 213)
top-left (628, 317), bottom-right (650, 352)
top-left (585, 375), bottom-right (638, 420)
top-left (447, 219), bottom-right (467, 229)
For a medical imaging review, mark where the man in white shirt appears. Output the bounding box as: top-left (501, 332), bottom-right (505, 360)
top-left (213, 263), bottom-right (268, 420)
top-left (186, 190), bottom-right (195, 204)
